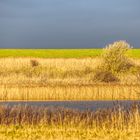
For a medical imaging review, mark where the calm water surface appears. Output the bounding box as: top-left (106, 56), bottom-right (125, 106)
top-left (0, 100), bottom-right (140, 111)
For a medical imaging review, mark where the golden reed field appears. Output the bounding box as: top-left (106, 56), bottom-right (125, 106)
top-left (0, 57), bottom-right (139, 101)
top-left (0, 105), bottom-right (139, 140)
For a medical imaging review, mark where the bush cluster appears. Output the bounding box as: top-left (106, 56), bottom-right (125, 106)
top-left (93, 70), bottom-right (119, 83)
top-left (102, 41), bottom-right (132, 73)
top-left (30, 59), bottom-right (39, 67)
top-left (94, 41), bottom-right (133, 83)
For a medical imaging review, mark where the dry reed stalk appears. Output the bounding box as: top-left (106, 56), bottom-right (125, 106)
top-left (0, 105), bottom-right (140, 139)
top-left (0, 58), bottom-right (139, 101)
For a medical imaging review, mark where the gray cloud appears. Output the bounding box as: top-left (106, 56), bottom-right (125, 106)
top-left (0, 0), bottom-right (140, 48)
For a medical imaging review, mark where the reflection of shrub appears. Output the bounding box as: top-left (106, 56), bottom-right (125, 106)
top-left (102, 41), bottom-right (133, 73)
top-left (30, 60), bottom-right (39, 67)
top-left (93, 70), bottom-right (119, 83)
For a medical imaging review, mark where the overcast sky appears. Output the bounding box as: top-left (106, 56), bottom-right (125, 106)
top-left (0, 0), bottom-right (140, 48)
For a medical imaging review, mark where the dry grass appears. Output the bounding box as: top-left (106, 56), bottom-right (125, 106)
top-left (0, 85), bottom-right (140, 101)
top-left (0, 58), bottom-right (140, 101)
top-left (0, 105), bottom-right (139, 139)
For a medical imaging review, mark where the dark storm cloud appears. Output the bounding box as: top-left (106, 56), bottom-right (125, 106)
top-left (0, 0), bottom-right (140, 48)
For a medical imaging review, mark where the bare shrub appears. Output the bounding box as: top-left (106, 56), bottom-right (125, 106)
top-left (102, 41), bottom-right (133, 73)
top-left (93, 70), bottom-right (119, 83)
top-left (30, 59), bottom-right (39, 67)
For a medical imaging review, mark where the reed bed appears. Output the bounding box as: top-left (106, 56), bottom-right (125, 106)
top-left (0, 58), bottom-right (140, 101)
top-left (0, 105), bottom-right (139, 139)
top-left (0, 85), bottom-right (140, 101)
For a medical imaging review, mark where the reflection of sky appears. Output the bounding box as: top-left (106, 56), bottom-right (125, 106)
top-left (0, 0), bottom-right (140, 48)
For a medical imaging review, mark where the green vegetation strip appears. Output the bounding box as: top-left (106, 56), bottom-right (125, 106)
top-left (0, 49), bottom-right (139, 58)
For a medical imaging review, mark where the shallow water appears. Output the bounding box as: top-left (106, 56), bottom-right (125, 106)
top-left (0, 100), bottom-right (140, 111)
